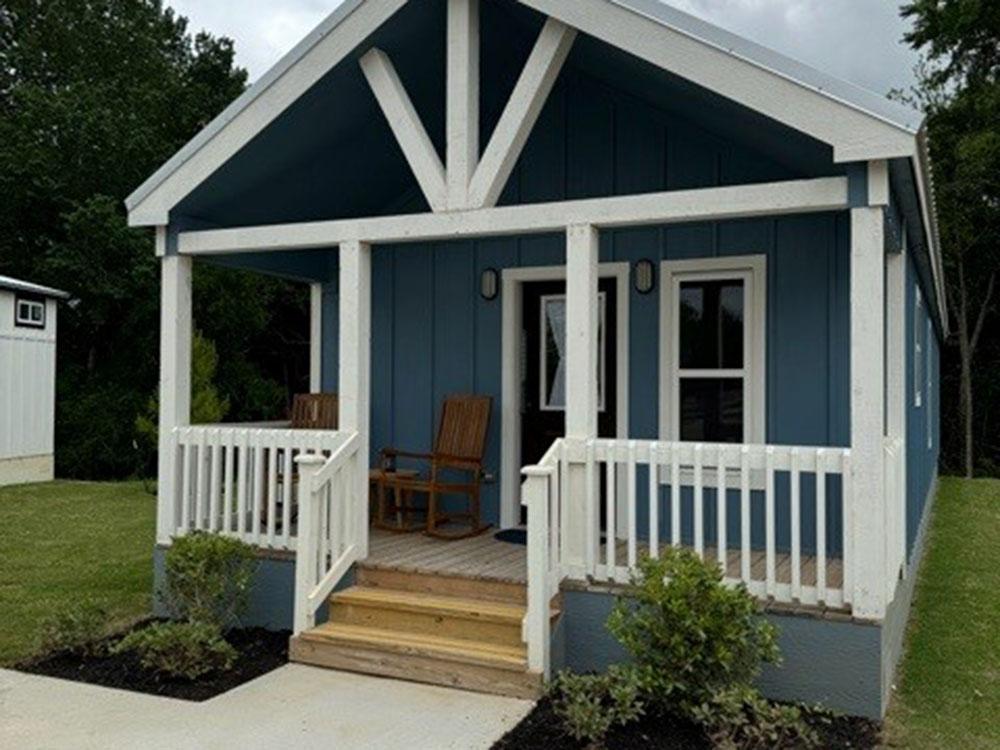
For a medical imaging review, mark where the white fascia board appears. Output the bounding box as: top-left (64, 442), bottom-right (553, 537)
top-left (178, 176), bottom-right (848, 254)
top-left (519, 0), bottom-right (919, 163)
top-left (125, 0), bottom-right (407, 227)
top-left (913, 129), bottom-right (948, 336)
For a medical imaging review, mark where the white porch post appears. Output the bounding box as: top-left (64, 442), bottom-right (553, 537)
top-left (563, 224), bottom-right (599, 573)
top-left (850, 205), bottom-right (886, 619)
top-left (157, 253), bottom-right (192, 544)
top-left (339, 240), bottom-right (372, 558)
top-left (310, 282), bottom-right (323, 392)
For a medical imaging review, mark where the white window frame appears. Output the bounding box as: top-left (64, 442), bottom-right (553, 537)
top-left (539, 291), bottom-right (607, 412)
top-left (14, 297), bottom-right (46, 329)
top-left (659, 255), bottom-right (766, 444)
top-left (914, 287), bottom-right (923, 408)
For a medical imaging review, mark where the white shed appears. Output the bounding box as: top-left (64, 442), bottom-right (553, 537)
top-left (0, 275), bottom-right (69, 486)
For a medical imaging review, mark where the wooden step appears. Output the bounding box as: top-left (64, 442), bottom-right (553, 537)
top-left (355, 564), bottom-right (528, 605)
top-left (290, 623), bottom-right (543, 699)
top-left (328, 587), bottom-right (525, 648)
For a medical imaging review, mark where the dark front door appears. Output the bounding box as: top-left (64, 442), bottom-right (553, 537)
top-left (520, 277), bottom-right (618, 471)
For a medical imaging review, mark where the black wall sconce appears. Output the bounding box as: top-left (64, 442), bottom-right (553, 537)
top-left (634, 259), bottom-right (656, 294)
top-left (480, 268), bottom-right (499, 300)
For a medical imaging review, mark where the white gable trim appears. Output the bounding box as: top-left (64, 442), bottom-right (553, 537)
top-left (125, 0), bottom-right (406, 227)
top-left (126, 0), bottom-right (925, 228)
top-left (521, 0), bottom-right (917, 163)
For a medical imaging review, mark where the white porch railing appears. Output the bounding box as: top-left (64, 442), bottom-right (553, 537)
top-left (293, 432), bottom-right (363, 634)
top-left (168, 425), bottom-right (350, 550)
top-left (521, 437), bottom-right (877, 673)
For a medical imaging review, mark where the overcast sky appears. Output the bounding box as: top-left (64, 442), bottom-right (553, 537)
top-left (167, 0), bottom-right (920, 100)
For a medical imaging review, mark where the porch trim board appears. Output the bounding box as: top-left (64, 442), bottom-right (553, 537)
top-left (499, 262), bottom-right (630, 530)
top-left (176, 176), bottom-right (851, 254)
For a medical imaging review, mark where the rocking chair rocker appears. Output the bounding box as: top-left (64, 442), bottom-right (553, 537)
top-left (375, 394), bottom-right (492, 540)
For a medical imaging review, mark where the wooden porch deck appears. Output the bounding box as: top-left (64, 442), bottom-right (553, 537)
top-left (363, 529), bottom-right (844, 591)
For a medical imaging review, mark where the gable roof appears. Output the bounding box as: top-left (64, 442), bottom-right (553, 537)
top-left (123, 0), bottom-right (944, 330)
top-left (0, 275), bottom-right (70, 300)
top-left (611, 0), bottom-right (921, 133)
top-left (126, 0), bottom-right (925, 224)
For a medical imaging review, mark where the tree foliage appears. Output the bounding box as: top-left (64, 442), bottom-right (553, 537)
top-left (0, 1), bottom-right (309, 479)
top-left (902, 0), bottom-right (1000, 476)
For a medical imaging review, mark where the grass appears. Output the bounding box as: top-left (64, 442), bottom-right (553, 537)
top-left (0, 481), bottom-right (156, 666)
top-left (885, 476), bottom-right (1000, 749)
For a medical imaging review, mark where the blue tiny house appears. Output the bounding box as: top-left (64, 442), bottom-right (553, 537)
top-left (130, 0), bottom-right (944, 719)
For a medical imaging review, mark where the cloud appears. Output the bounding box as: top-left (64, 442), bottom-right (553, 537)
top-left (167, 0), bottom-right (336, 81)
top-left (166, 0), bottom-right (919, 97)
top-left (669, 0), bottom-right (919, 96)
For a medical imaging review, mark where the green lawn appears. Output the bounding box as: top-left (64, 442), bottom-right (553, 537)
top-left (885, 476), bottom-right (1000, 749)
top-left (0, 481), bottom-right (156, 665)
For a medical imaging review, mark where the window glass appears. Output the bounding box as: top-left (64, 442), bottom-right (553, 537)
top-left (679, 280), bottom-right (744, 369)
top-left (14, 297), bottom-right (45, 328)
top-left (543, 297), bottom-right (567, 408)
top-left (680, 378), bottom-right (744, 442)
top-left (914, 289), bottom-right (924, 407)
top-left (541, 294), bottom-right (606, 411)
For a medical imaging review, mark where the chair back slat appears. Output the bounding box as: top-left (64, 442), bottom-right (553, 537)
top-left (291, 393), bottom-right (339, 430)
top-left (434, 395), bottom-right (491, 463)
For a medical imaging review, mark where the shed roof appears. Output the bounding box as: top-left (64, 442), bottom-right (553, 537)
top-left (0, 275), bottom-right (70, 300)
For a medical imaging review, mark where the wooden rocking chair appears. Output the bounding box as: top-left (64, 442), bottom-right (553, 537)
top-left (291, 393), bottom-right (338, 430)
top-left (263, 393), bottom-right (339, 528)
top-left (376, 394), bottom-right (492, 540)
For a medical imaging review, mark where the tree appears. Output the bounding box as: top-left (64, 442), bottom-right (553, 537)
top-left (0, 1), bottom-right (308, 479)
top-left (136, 330), bottom-right (230, 471)
top-left (902, 0), bottom-right (1000, 477)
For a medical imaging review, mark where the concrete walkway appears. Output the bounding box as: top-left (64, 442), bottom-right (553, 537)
top-left (0, 665), bottom-right (533, 749)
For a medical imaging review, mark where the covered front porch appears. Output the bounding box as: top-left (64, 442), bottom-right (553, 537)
top-left (155, 166), bottom-right (907, 681)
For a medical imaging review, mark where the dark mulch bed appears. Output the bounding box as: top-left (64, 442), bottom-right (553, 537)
top-left (17, 620), bottom-right (289, 702)
top-left (492, 696), bottom-right (882, 750)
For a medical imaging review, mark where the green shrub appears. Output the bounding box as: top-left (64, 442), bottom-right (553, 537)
top-left (162, 532), bottom-right (257, 629)
top-left (38, 601), bottom-right (109, 657)
top-left (549, 666), bottom-right (644, 748)
top-left (692, 685), bottom-right (819, 750)
top-left (607, 549), bottom-right (780, 713)
top-left (112, 621), bottom-right (236, 680)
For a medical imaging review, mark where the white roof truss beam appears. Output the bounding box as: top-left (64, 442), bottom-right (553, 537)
top-left (467, 18), bottom-right (577, 209)
top-left (447, 0), bottom-right (480, 208)
top-left (178, 175), bottom-right (848, 254)
top-left (360, 48), bottom-right (449, 212)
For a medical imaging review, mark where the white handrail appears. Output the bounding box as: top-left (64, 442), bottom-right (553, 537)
top-left (168, 425), bottom-right (349, 549)
top-left (293, 431), bottom-right (362, 635)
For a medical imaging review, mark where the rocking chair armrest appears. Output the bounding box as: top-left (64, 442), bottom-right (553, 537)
top-left (380, 448), bottom-right (435, 462)
top-left (431, 454), bottom-right (484, 473)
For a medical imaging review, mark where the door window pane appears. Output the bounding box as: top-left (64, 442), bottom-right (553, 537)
top-left (680, 378), bottom-right (743, 442)
top-left (543, 297), bottom-right (567, 408)
top-left (541, 294), bottom-right (606, 410)
top-left (679, 280), bottom-right (744, 369)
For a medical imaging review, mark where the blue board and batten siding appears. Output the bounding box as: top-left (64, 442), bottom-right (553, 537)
top-left (906, 245), bottom-right (940, 559)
